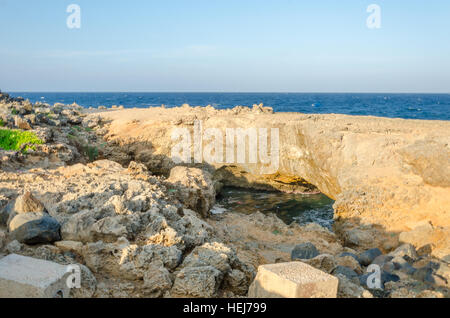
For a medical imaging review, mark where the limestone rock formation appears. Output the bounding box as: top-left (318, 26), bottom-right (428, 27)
top-left (95, 106), bottom-right (450, 259)
top-left (165, 166), bottom-right (216, 218)
top-left (1, 93), bottom-right (449, 298)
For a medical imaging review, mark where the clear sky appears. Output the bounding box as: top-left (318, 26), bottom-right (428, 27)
top-left (0, 0), bottom-right (449, 92)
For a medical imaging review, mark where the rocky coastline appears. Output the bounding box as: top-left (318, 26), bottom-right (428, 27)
top-left (0, 91), bottom-right (449, 298)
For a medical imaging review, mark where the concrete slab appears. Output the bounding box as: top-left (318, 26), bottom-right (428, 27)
top-left (248, 262), bottom-right (338, 298)
top-left (0, 254), bottom-right (71, 298)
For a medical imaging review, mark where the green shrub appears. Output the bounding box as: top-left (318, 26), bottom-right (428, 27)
top-left (0, 129), bottom-right (43, 152)
top-left (0, 118), bottom-right (5, 127)
top-left (84, 145), bottom-right (99, 162)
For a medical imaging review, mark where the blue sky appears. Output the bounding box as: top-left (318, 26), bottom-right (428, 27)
top-left (0, 0), bottom-right (449, 92)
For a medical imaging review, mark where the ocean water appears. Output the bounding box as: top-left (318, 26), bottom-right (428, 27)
top-left (218, 187), bottom-right (335, 229)
top-left (9, 92), bottom-right (450, 120)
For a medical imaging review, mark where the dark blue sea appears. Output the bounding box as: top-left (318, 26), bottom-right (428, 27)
top-left (9, 92), bottom-right (450, 120)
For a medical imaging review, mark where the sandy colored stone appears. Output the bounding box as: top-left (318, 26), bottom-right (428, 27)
top-left (55, 240), bottom-right (84, 253)
top-left (14, 192), bottom-right (45, 214)
top-left (248, 262), bottom-right (338, 298)
top-left (0, 254), bottom-right (71, 298)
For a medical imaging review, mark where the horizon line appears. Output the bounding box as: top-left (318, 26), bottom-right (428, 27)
top-left (5, 91), bottom-right (450, 95)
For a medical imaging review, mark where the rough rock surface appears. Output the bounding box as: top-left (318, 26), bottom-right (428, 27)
top-left (1, 94), bottom-right (449, 298)
top-left (94, 106), bottom-right (450, 258)
top-left (291, 242), bottom-right (320, 260)
top-left (165, 166), bottom-right (216, 218)
top-left (9, 212), bottom-right (61, 245)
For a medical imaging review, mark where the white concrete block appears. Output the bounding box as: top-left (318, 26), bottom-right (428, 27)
top-left (0, 254), bottom-right (71, 298)
top-left (248, 262), bottom-right (339, 298)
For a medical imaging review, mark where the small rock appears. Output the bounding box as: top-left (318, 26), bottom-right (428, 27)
top-left (389, 243), bottom-right (418, 261)
top-left (55, 241), bottom-right (83, 253)
top-left (291, 242), bottom-right (319, 260)
top-left (412, 267), bottom-right (434, 284)
top-left (399, 222), bottom-right (435, 248)
top-left (9, 212), bottom-right (61, 245)
top-left (336, 274), bottom-right (373, 298)
top-left (14, 192), bottom-right (46, 214)
top-left (14, 116), bottom-right (32, 130)
top-left (304, 254), bottom-right (336, 274)
top-left (0, 230), bottom-right (5, 250)
top-left (343, 229), bottom-right (373, 248)
top-left (6, 240), bottom-right (22, 253)
top-left (358, 248), bottom-right (382, 266)
top-left (435, 262), bottom-right (450, 284)
top-left (372, 254), bottom-right (393, 266)
top-left (127, 161), bottom-right (150, 175)
top-left (417, 244), bottom-right (433, 257)
top-left (338, 252), bottom-right (359, 262)
top-left (336, 255), bottom-right (363, 274)
top-left (398, 262), bottom-right (417, 275)
top-left (332, 266), bottom-right (359, 282)
top-left (0, 201), bottom-right (14, 226)
top-left (382, 262), bottom-right (396, 273)
top-left (391, 256), bottom-right (408, 269)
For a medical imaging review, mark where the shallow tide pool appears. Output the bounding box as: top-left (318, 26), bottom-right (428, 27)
top-left (217, 187), bottom-right (335, 229)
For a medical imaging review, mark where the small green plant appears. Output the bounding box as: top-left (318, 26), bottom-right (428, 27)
top-left (11, 109), bottom-right (18, 115)
top-left (0, 118), bottom-right (5, 127)
top-left (0, 129), bottom-right (43, 152)
top-left (84, 145), bottom-right (99, 162)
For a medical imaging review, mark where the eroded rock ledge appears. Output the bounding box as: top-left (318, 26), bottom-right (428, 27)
top-left (95, 105), bottom-right (450, 258)
top-left (1, 93), bottom-right (449, 298)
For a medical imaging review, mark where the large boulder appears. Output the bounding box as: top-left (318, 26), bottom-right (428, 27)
top-left (143, 266), bottom-right (173, 298)
top-left (181, 242), bottom-right (237, 273)
top-left (8, 212), bottom-right (61, 245)
top-left (171, 266), bottom-right (222, 298)
top-left (165, 167), bottom-right (216, 218)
